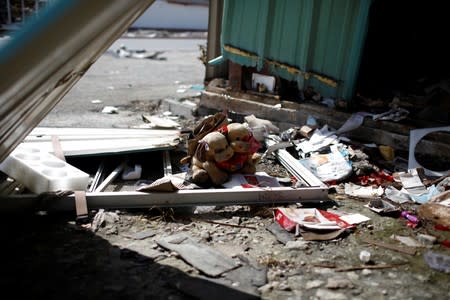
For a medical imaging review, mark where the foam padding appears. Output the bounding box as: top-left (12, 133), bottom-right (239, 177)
top-left (0, 144), bottom-right (89, 194)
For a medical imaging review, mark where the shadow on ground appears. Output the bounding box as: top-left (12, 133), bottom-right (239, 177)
top-left (0, 213), bottom-right (258, 300)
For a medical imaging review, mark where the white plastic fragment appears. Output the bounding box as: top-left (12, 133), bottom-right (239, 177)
top-left (408, 126), bottom-right (450, 176)
top-left (0, 144), bottom-right (89, 194)
top-left (101, 106), bottom-right (118, 114)
top-left (359, 250), bottom-right (371, 263)
top-left (416, 234), bottom-right (437, 246)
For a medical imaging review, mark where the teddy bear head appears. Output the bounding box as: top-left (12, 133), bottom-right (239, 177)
top-left (219, 123), bottom-right (261, 154)
top-left (195, 131), bottom-right (234, 163)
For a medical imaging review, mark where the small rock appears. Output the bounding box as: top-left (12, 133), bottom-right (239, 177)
top-left (305, 280), bottom-right (324, 289)
top-left (200, 231), bottom-right (211, 241)
top-left (346, 272), bottom-right (359, 281)
top-left (361, 269), bottom-right (372, 276)
top-left (278, 282), bottom-right (291, 291)
top-left (325, 277), bottom-right (354, 289)
top-left (387, 272), bottom-right (396, 279)
top-left (257, 283), bottom-right (273, 293)
top-left (285, 240), bottom-right (309, 250)
top-left (231, 216), bottom-right (241, 225)
top-left (271, 281), bottom-right (280, 289)
top-left (414, 274), bottom-right (430, 283)
top-left (315, 289), bottom-right (348, 300)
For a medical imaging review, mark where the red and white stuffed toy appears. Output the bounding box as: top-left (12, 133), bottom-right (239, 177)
top-left (217, 123), bottom-right (262, 174)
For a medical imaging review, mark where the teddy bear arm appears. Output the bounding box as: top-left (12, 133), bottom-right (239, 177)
top-left (239, 153), bottom-right (262, 174)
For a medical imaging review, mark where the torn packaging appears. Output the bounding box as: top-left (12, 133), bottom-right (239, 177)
top-left (274, 207), bottom-right (354, 232)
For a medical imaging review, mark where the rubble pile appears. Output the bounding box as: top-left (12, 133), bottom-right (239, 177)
top-left (1, 110), bottom-right (449, 299)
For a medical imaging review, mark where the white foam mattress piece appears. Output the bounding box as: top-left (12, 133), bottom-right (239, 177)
top-left (0, 144), bottom-right (89, 194)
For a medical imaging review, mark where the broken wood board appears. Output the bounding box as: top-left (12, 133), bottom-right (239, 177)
top-left (21, 127), bottom-right (180, 156)
top-left (0, 185), bottom-right (328, 212)
top-left (157, 232), bottom-right (239, 277)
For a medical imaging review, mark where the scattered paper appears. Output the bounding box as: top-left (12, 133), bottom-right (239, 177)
top-left (384, 186), bottom-right (411, 204)
top-left (344, 183), bottom-right (384, 198)
top-left (339, 213), bottom-right (370, 225)
top-left (222, 172), bottom-right (280, 189)
top-left (299, 150), bottom-right (352, 182)
top-left (336, 112), bottom-right (372, 135)
top-left (296, 125), bottom-right (339, 153)
top-left (142, 115), bottom-right (180, 128)
top-left (275, 207), bottom-right (353, 231)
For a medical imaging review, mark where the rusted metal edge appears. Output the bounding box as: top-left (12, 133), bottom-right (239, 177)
top-left (223, 44), bottom-right (338, 88)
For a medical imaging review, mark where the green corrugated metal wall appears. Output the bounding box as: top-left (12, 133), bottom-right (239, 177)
top-left (221, 0), bottom-right (373, 101)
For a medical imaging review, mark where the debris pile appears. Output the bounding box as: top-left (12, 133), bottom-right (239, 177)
top-left (1, 107), bottom-right (449, 298)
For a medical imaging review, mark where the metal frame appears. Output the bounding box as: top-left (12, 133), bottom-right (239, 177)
top-left (0, 141), bottom-right (329, 212)
top-left (0, 186), bottom-right (328, 212)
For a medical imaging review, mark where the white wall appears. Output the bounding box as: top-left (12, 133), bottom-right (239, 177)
top-left (131, 0), bottom-right (208, 31)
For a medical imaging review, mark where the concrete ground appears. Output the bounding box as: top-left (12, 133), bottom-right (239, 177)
top-left (39, 37), bottom-right (206, 128)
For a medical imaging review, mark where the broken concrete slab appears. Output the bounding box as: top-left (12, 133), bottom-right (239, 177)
top-left (157, 232), bottom-right (240, 277)
top-left (129, 228), bottom-right (157, 240)
top-left (266, 222), bottom-right (295, 245)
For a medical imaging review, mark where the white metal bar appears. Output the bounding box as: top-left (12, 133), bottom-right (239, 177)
top-left (265, 138), bottom-right (326, 188)
top-left (94, 162), bottom-right (125, 192)
top-left (0, 186), bottom-right (329, 212)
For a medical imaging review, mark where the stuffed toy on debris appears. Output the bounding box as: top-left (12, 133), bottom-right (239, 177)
top-left (217, 122), bottom-right (262, 174)
top-left (191, 131), bottom-right (234, 186)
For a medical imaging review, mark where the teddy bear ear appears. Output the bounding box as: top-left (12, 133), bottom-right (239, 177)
top-left (195, 141), bottom-right (208, 162)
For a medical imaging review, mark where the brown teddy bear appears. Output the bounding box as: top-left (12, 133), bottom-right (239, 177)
top-left (217, 123), bottom-right (262, 174)
top-left (191, 131), bottom-right (234, 186)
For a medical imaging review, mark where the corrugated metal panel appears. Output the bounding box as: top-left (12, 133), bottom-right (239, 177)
top-left (221, 0), bottom-right (373, 101)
